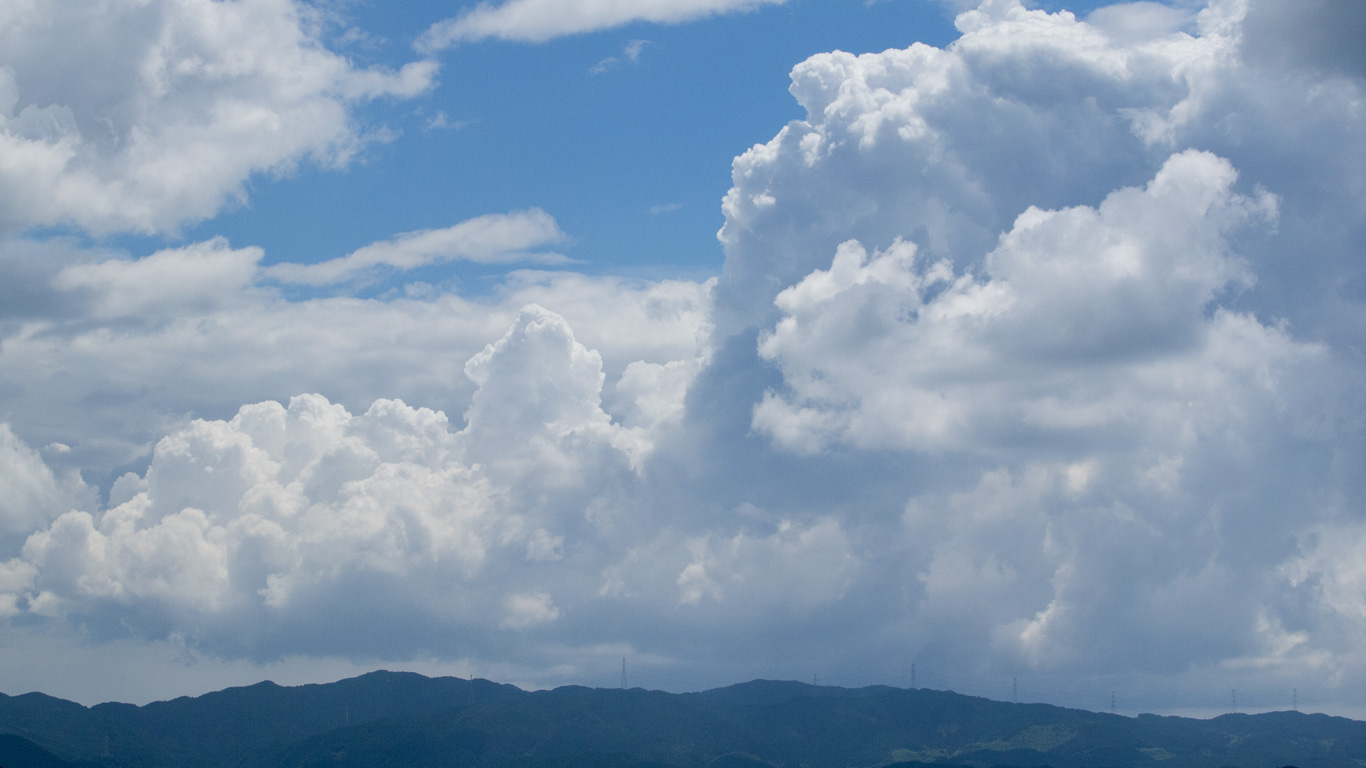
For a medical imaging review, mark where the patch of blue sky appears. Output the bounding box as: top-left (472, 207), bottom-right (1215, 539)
top-left (105, 0), bottom-right (1136, 300)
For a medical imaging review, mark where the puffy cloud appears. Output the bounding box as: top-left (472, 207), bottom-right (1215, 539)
top-left (0, 297), bottom-right (853, 667)
top-left (713, 0), bottom-right (1364, 342)
top-left (16, 395), bottom-right (485, 650)
top-left (462, 305), bottom-right (628, 476)
top-left (8, 302), bottom-right (642, 656)
top-left (0, 0), bottom-right (437, 236)
top-left (0, 424), bottom-right (92, 541)
top-left (0, 236), bottom-right (714, 480)
top-left (418, 0), bottom-right (784, 49)
top-left (660, 0), bottom-right (1366, 702)
top-left (752, 150), bottom-right (1287, 454)
top-left (263, 210), bottom-right (570, 286)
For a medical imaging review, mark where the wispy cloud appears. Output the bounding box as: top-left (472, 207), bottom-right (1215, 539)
top-left (263, 210), bottom-right (570, 286)
top-left (591, 39), bottom-right (652, 74)
top-left (649, 202), bottom-right (683, 215)
top-left (418, 0), bottom-right (785, 49)
top-left (424, 111), bottom-right (476, 131)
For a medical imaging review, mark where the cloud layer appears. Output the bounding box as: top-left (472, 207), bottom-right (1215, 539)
top-left (1, 0), bottom-right (1365, 713)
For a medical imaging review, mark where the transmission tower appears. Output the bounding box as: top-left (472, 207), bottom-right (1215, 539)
top-left (1293, 688), bottom-right (1298, 712)
top-left (1231, 689), bottom-right (1237, 714)
top-left (621, 658), bottom-right (626, 690)
top-left (1110, 692), bottom-right (1116, 715)
top-left (1012, 677), bottom-right (1017, 704)
top-left (911, 663), bottom-right (916, 689)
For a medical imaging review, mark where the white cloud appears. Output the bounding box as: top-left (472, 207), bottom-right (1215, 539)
top-left (16, 394), bottom-right (491, 646)
top-left (419, 0), bottom-right (785, 48)
top-left (0, 0), bottom-right (437, 236)
top-left (7, 310), bottom-right (634, 655)
top-left (753, 150), bottom-right (1287, 453)
top-left (54, 238), bottom-right (263, 319)
top-left (500, 592), bottom-right (560, 629)
top-left (0, 233), bottom-right (715, 479)
top-left (591, 39), bottom-right (653, 74)
top-left (0, 424), bottom-right (92, 539)
top-left (263, 210), bottom-right (570, 286)
top-left (423, 111), bottom-right (475, 132)
top-left (1085, 2), bottom-right (1196, 44)
top-left (713, 0), bottom-right (1364, 342)
top-left (698, 0), bottom-right (1366, 700)
top-left (461, 304), bottom-right (634, 478)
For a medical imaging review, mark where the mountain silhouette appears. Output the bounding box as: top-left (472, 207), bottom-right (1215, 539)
top-left (0, 672), bottom-right (1352, 767)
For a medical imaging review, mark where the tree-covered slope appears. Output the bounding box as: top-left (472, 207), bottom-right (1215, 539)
top-left (0, 671), bottom-right (522, 768)
top-left (251, 682), bottom-right (1362, 768)
top-left (0, 673), bottom-right (1358, 768)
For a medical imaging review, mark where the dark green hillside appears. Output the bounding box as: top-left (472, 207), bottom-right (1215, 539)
top-left (0, 732), bottom-right (87, 768)
top-left (0, 672), bottom-right (1360, 768)
top-left (253, 681), bottom-right (1360, 768)
top-left (0, 671), bottom-right (522, 768)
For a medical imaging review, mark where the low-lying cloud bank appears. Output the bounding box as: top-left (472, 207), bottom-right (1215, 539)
top-left (1, 0), bottom-right (1365, 713)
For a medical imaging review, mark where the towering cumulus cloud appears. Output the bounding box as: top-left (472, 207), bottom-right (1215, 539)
top-left (0, 0), bottom-right (1364, 711)
top-left (699, 0), bottom-right (1365, 702)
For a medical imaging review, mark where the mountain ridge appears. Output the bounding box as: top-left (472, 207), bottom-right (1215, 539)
top-left (0, 672), bottom-right (1356, 768)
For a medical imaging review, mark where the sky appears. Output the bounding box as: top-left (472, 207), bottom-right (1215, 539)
top-left (1, 0), bottom-right (1365, 720)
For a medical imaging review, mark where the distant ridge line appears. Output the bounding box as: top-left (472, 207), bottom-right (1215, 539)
top-left (0, 671), bottom-right (1359, 768)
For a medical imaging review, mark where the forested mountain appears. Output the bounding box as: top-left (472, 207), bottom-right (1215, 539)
top-left (0, 672), bottom-right (1355, 768)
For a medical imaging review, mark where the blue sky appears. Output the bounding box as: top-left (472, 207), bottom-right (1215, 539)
top-left (2, 0), bottom-right (1365, 721)
top-left (160, 2), bottom-right (964, 282)
top-left (123, 0), bottom-right (1116, 285)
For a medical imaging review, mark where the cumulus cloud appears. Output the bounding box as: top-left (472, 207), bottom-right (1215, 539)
top-left (7, 302), bottom-right (662, 656)
top-left (713, 0), bottom-right (1364, 342)
top-left (753, 150), bottom-right (1284, 453)
top-left (418, 0), bottom-right (785, 48)
top-left (461, 304), bottom-right (636, 476)
top-left (698, 0), bottom-right (1366, 698)
top-left (0, 424), bottom-right (92, 541)
top-left (17, 395), bottom-right (491, 652)
top-left (0, 0), bottom-right (437, 236)
top-left (0, 233), bottom-right (715, 479)
top-left (0, 291), bottom-right (859, 668)
top-left (263, 210), bottom-right (571, 286)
